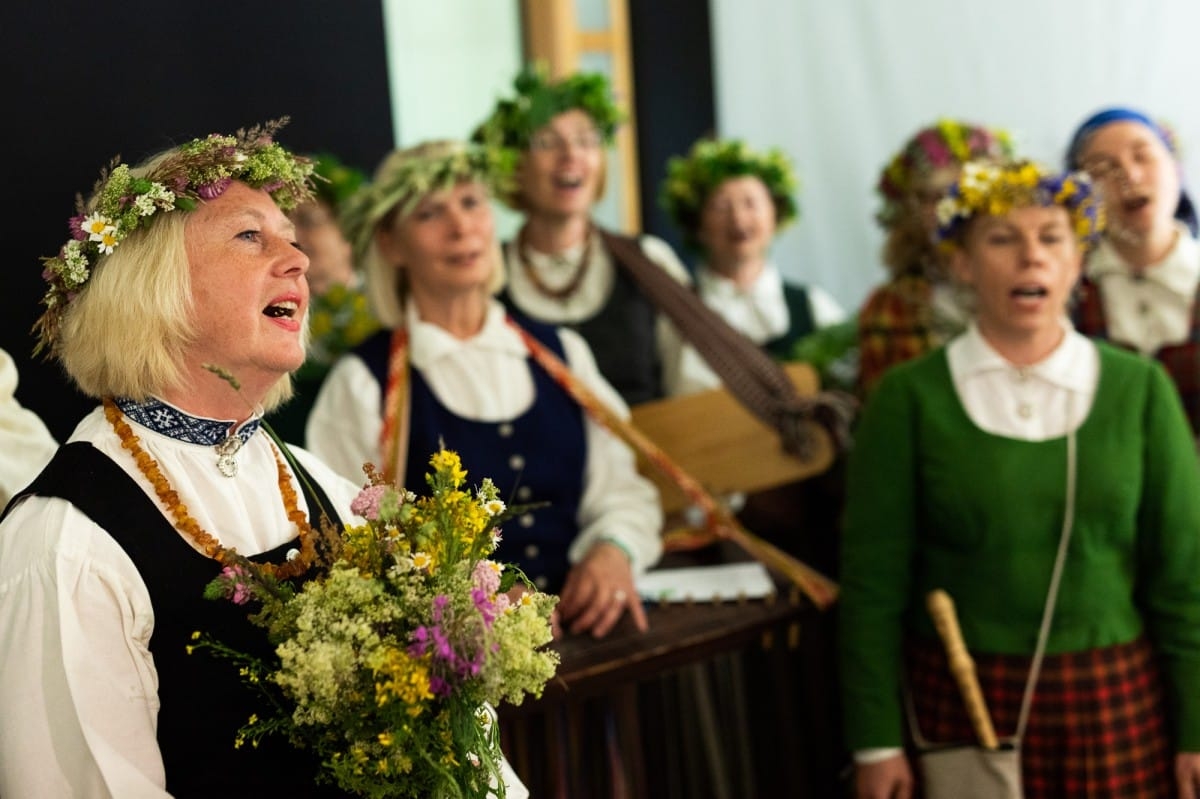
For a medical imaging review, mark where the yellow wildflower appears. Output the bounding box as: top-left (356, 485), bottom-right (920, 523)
top-left (430, 449), bottom-right (467, 485)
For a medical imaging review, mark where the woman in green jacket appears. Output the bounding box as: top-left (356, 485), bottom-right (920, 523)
top-left (840, 159), bottom-right (1200, 799)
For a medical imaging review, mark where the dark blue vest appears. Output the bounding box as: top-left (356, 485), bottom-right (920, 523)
top-left (354, 321), bottom-right (586, 592)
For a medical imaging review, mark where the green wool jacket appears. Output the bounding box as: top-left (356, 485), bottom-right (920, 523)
top-left (839, 343), bottom-right (1200, 751)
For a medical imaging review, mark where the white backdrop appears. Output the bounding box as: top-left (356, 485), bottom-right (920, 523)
top-left (710, 0), bottom-right (1200, 312)
top-left (381, 0), bottom-right (526, 237)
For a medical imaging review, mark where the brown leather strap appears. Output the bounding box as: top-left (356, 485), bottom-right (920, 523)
top-left (598, 229), bottom-right (855, 454)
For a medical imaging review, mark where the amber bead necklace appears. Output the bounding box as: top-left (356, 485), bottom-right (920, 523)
top-left (103, 397), bottom-right (316, 579)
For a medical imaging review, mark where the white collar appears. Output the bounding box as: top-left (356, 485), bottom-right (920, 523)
top-left (697, 261), bottom-right (783, 301)
top-left (1087, 221), bottom-right (1200, 298)
top-left (405, 297), bottom-right (526, 370)
top-left (949, 320), bottom-right (1096, 392)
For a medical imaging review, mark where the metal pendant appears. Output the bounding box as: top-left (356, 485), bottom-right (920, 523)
top-left (215, 435), bottom-right (242, 478)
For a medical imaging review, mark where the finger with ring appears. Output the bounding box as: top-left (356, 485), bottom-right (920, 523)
top-left (613, 589), bottom-right (627, 604)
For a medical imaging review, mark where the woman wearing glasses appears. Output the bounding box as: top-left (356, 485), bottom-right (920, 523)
top-left (474, 66), bottom-right (713, 404)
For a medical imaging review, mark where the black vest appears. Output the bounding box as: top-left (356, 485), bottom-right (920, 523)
top-left (6, 442), bottom-right (347, 797)
top-left (763, 282), bottom-right (815, 360)
top-left (502, 232), bottom-right (663, 404)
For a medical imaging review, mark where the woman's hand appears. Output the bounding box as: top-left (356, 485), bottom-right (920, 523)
top-left (556, 540), bottom-right (646, 639)
top-left (1177, 752), bottom-right (1200, 799)
top-left (854, 754), bottom-right (913, 799)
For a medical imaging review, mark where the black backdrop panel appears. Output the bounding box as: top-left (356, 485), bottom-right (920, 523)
top-left (2, 1), bottom-right (717, 439)
top-left (2, 1), bottom-right (395, 440)
top-left (629, 0), bottom-right (716, 266)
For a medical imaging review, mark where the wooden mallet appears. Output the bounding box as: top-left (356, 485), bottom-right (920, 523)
top-left (926, 589), bottom-right (999, 749)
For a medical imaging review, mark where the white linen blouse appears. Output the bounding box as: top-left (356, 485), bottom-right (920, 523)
top-left (0, 347), bottom-right (58, 506)
top-left (695, 261), bottom-right (846, 344)
top-left (1086, 222), bottom-right (1200, 355)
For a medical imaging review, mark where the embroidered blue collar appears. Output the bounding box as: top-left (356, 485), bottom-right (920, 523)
top-left (114, 396), bottom-right (262, 447)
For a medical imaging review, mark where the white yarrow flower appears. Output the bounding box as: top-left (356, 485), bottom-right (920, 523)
top-left (146, 183), bottom-right (176, 210)
top-left (133, 194), bottom-right (158, 215)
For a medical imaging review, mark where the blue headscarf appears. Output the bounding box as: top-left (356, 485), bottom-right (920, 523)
top-left (1065, 106), bottom-right (1197, 237)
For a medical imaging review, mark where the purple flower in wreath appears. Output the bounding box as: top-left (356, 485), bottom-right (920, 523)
top-left (197, 178), bottom-right (233, 200)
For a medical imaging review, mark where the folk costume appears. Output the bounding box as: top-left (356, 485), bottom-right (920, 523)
top-left (1072, 224), bottom-right (1200, 435)
top-left (1066, 107), bottom-right (1200, 437)
top-left (0, 402), bottom-right (360, 797)
top-left (475, 67), bottom-right (719, 404)
top-left (657, 136), bottom-right (853, 796)
top-left (842, 160), bottom-right (1200, 798)
top-left (312, 134), bottom-right (662, 595)
top-left (659, 137), bottom-right (846, 365)
top-left (306, 298), bottom-right (663, 593)
top-left (693, 262), bottom-right (844, 360)
top-left (0, 121), bottom-right (367, 797)
top-left (500, 225), bottom-right (708, 403)
top-left (0, 121), bottom-right (533, 799)
top-left (840, 331), bottom-right (1200, 797)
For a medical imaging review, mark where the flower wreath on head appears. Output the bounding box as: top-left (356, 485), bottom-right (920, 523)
top-left (338, 141), bottom-right (515, 264)
top-left (934, 159), bottom-right (1105, 250)
top-left (472, 63), bottom-right (625, 155)
top-left (36, 118), bottom-right (315, 356)
top-left (876, 119), bottom-right (1015, 229)
top-left (659, 137), bottom-right (800, 252)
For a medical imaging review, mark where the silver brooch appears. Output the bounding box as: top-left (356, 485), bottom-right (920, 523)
top-left (215, 435), bottom-right (243, 477)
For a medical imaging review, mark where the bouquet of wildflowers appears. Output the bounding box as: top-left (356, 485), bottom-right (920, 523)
top-left (193, 448), bottom-right (559, 798)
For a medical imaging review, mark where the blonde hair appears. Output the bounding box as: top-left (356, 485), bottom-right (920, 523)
top-left (57, 151), bottom-right (296, 410)
top-left (360, 141), bottom-right (506, 328)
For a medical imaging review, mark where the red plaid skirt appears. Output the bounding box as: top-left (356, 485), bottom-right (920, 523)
top-left (906, 636), bottom-right (1174, 798)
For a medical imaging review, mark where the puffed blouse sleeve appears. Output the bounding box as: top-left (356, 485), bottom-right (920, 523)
top-left (305, 354), bottom-right (384, 486)
top-left (0, 495), bottom-right (169, 797)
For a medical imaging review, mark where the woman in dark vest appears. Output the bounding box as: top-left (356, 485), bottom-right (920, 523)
top-left (0, 122), bottom-right (362, 796)
top-left (1066, 107), bottom-right (1200, 439)
top-left (305, 139), bottom-right (662, 639)
top-left (473, 66), bottom-right (713, 404)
